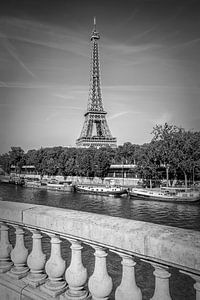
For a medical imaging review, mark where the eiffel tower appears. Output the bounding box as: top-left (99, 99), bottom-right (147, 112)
top-left (76, 18), bottom-right (117, 148)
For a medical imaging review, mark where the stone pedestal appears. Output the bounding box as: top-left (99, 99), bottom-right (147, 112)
top-left (0, 273), bottom-right (61, 300)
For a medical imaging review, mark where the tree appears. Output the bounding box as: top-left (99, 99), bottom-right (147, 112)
top-left (114, 142), bottom-right (139, 164)
top-left (58, 148), bottom-right (77, 176)
top-left (9, 147), bottom-right (25, 172)
top-left (46, 157), bottom-right (58, 175)
top-left (75, 148), bottom-right (95, 177)
top-left (93, 148), bottom-right (112, 179)
top-left (169, 130), bottom-right (200, 187)
top-left (25, 149), bottom-right (38, 165)
top-left (152, 123), bottom-right (200, 187)
top-left (0, 153), bottom-right (11, 174)
top-left (135, 142), bottom-right (160, 188)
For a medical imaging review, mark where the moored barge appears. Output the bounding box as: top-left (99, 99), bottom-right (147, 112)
top-left (75, 184), bottom-right (127, 197)
top-left (129, 187), bottom-right (200, 203)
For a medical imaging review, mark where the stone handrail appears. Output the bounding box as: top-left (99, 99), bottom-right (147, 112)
top-left (0, 200), bottom-right (200, 299)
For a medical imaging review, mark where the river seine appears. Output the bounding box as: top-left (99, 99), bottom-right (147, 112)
top-left (0, 183), bottom-right (198, 299)
top-left (0, 183), bottom-right (200, 231)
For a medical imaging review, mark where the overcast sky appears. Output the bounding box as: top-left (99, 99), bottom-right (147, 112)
top-left (0, 0), bottom-right (200, 154)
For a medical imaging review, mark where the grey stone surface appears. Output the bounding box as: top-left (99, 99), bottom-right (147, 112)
top-left (0, 200), bottom-right (200, 274)
top-left (0, 274), bottom-right (62, 299)
top-left (0, 201), bottom-right (37, 223)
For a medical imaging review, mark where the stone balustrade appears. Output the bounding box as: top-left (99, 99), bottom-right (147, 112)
top-left (0, 200), bottom-right (199, 299)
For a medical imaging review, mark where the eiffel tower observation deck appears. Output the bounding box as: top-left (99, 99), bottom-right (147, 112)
top-left (76, 18), bottom-right (117, 148)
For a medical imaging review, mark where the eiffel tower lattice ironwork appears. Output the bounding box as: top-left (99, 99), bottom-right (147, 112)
top-left (76, 18), bottom-right (117, 148)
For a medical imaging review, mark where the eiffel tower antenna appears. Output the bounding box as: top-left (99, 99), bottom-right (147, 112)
top-left (76, 19), bottom-right (117, 148)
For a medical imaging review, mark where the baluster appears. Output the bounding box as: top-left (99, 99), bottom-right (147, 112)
top-left (88, 246), bottom-right (113, 300)
top-left (8, 225), bottom-right (29, 279)
top-left (150, 263), bottom-right (172, 300)
top-left (193, 275), bottom-right (200, 300)
top-left (0, 222), bottom-right (13, 273)
top-left (115, 254), bottom-right (142, 300)
top-left (182, 273), bottom-right (200, 300)
top-left (63, 239), bottom-right (88, 300)
top-left (41, 234), bottom-right (66, 297)
top-left (24, 229), bottom-right (47, 287)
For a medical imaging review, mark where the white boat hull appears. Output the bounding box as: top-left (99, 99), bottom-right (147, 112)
top-left (129, 188), bottom-right (200, 203)
top-left (75, 185), bottom-right (127, 197)
top-left (47, 183), bottom-right (74, 192)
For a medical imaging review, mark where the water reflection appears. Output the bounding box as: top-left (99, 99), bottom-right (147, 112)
top-left (0, 183), bottom-right (200, 231)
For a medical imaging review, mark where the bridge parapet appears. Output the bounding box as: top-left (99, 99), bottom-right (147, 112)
top-left (0, 200), bottom-right (199, 299)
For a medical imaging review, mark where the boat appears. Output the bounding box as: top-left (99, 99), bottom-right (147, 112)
top-left (75, 184), bottom-right (127, 197)
top-left (0, 175), bottom-right (10, 183)
top-left (129, 187), bottom-right (200, 203)
top-left (46, 180), bottom-right (74, 192)
top-left (24, 178), bottom-right (74, 192)
top-left (24, 179), bottom-right (47, 189)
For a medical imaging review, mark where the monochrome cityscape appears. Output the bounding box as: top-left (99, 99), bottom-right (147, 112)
top-left (0, 1), bottom-right (200, 300)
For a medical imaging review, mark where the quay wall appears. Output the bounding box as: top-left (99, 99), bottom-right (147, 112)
top-left (45, 175), bottom-right (139, 186)
top-left (1, 174), bottom-right (139, 186)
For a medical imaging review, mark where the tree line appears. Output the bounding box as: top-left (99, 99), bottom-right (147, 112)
top-left (0, 123), bottom-right (200, 185)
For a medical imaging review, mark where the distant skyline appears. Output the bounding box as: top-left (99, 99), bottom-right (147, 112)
top-left (0, 0), bottom-right (200, 154)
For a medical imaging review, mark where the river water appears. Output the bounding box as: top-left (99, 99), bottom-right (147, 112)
top-left (0, 183), bottom-right (198, 299)
top-left (0, 183), bottom-right (200, 231)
